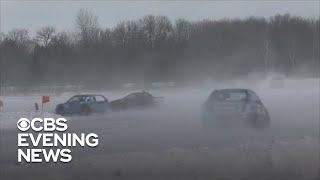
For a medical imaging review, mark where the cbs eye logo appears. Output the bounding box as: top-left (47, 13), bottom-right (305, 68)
top-left (16, 118), bottom-right (68, 132)
top-left (17, 118), bottom-right (30, 131)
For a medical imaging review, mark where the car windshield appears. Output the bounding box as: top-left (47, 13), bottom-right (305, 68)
top-left (68, 96), bottom-right (81, 103)
top-left (215, 91), bottom-right (248, 102)
top-left (125, 93), bottom-right (139, 100)
top-left (67, 96), bottom-right (89, 103)
top-left (142, 92), bottom-right (152, 98)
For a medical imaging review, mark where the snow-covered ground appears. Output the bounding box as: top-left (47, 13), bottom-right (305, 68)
top-left (0, 78), bottom-right (319, 180)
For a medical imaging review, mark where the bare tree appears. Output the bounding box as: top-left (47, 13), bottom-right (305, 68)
top-left (36, 26), bottom-right (56, 47)
top-left (174, 19), bottom-right (192, 43)
top-left (7, 29), bottom-right (29, 45)
top-left (75, 8), bottom-right (100, 44)
top-left (113, 21), bottom-right (128, 48)
top-left (1, 13), bottom-right (318, 86)
top-left (141, 15), bottom-right (157, 48)
top-left (0, 32), bottom-right (5, 44)
top-left (154, 15), bottom-right (173, 46)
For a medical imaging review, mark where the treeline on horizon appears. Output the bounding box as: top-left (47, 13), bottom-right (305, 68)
top-left (0, 9), bottom-right (319, 88)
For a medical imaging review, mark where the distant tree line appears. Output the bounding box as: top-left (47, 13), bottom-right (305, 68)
top-left (0, 9), bottom-right (319, 88)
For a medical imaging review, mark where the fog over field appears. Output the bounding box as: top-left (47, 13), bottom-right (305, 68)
top-left (0, 78), bottom-right (318, 180)
top-left (0, 2), bottom-right (319, 179)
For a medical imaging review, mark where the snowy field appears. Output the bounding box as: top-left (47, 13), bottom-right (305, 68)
top-left (0, 78), bottom-right (319, 180)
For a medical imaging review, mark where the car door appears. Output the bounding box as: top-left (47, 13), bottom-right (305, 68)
top-left (83, 96), bottom-right (96, 111)
top-left (123, 93), bottom-right (139, 108)
top-left (141, 92), bottom-right (154, 105)
top-left (132, 93), bottom-right (147, 107)
top-left (65, 96), bottom-right (83, 113)
top-left (94, 95), bottom-right (108, 112)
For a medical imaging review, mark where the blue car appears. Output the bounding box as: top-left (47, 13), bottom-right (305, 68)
top-left (55, 94), bottom-right (110, 116)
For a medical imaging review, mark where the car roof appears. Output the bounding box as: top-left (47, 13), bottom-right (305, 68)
top-left (72, 94), bottom-right (105, 97)
top-left (215, 88), bottom-right (250, 92)
top-left (128, 91), bottom-right (151, 95)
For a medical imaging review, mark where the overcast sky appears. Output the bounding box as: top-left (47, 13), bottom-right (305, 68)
top-left (1, 1), bottom-right (319, 34)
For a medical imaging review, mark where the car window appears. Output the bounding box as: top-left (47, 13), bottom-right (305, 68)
top-left (68, 96), bottom-right (80, 103)
top-left (214, 91), bottom-right (248, 102)
top-left (125, 93), bottom-right (138, 100)
top-left (95, 96), bottom-right (106, 102)
top-left (85, 96), bottom-right (95, 102)
top-left (142, 92), bottom-right (152, 98)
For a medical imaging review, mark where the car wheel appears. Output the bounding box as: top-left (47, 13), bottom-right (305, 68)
top-left (81, 106), bottom-right (91, 116)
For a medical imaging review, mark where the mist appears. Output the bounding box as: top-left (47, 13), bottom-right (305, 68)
top-left (0, 77), bottom-right (319, 179)
top-left (0, 10), bottom-right (319, 90)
